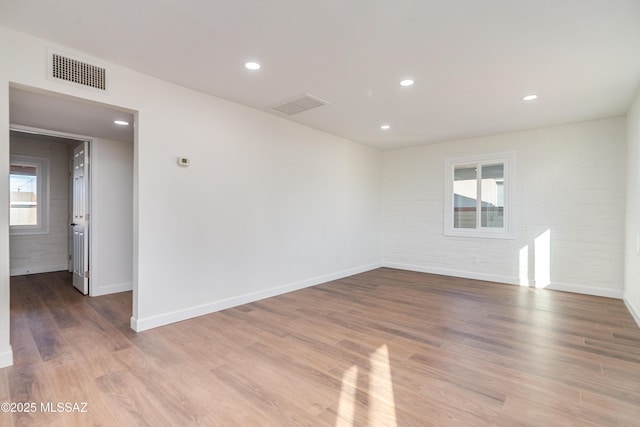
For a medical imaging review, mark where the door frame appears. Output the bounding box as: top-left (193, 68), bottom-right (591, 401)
top-left (9, 124), bottom-right (92, 293)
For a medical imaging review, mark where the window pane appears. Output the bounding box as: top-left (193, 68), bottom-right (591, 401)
top-left (481, 163), bottom-right (504, 228)
top-left (453, 165), bottom-right (477, 228)
top-left (10, 165), bottom-right (38, 226)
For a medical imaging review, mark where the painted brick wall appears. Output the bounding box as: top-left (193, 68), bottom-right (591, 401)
top-left (383, 117), bottom-right (626, 297)
top-left (9, 134), bottom-right (69, 275)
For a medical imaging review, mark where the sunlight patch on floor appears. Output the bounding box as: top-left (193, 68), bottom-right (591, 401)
top-left (335, 344), bottom-right (398, 426)
top-left (368, 344), bottom-right (398, 426)
top-left (335, 365), bottom-right (358, 427)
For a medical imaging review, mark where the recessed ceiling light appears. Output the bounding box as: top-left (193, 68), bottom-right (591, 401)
top-left (522, 94), bottom-right (538, 101)
top-left (113, 120), bottom-right (129, 126)
top-left (380, 124), bottom-right (390, 130)
top-left (400, 79), bottom-right (414, 87)
top-left (245, 62), bottom-right (261, 70)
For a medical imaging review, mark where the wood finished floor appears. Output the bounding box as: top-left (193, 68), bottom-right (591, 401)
top-left (1, 269), bottom-right (639, 426)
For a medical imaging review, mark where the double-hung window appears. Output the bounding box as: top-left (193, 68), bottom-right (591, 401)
top-left (444, 152), bottom-right (515, 238)
top-left (9, 155), bottom-right (50, 235)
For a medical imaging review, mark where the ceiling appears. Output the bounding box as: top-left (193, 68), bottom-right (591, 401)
top-left (1, 0), bottom-right (639, 150)
top-left (10, 88), bottom-right (134, 143)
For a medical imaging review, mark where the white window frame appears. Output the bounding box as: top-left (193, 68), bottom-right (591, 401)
top-left (9, 154), bottom-right (50, 235)
top-left (444, 152), bottom-right (515, 239)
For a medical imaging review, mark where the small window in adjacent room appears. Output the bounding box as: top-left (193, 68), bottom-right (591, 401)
top-left (9, 155), bottom-right (50, 235)
top-left (444, 152), bottom-right (515, 238)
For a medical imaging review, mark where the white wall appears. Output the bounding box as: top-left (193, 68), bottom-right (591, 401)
top-left (135, 95), bottom-right (382, 329)
top-left (625, 86), bottom-right (640, 326)
top-left (0, 25), bottom-right (383, 365)
top-left (9, 134), bottom-right (69, 275)
top-left (384, 117), bottom-right (626, 297)
top-left (89, 138), bottom-right (134, 296)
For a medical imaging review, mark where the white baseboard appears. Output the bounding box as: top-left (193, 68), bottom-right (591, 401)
top-left (383, 262), bottom-right (518, 286)
top-left (10, 264), bottom-right (68, 277)
top-left (0, 346), bottom-right (13, 368)
top-left (383, 262), bottom-right (624, 299)
top-left (91, 282), bottom-right (133, 297)
top-left (547, 282), bottom-right (622, 299)
top-left (128, 260), bottom-right (629, 333)
top-left (624, 296), bottom-right (640, 328)
top-left (131, 262), bottom-right (384, 332)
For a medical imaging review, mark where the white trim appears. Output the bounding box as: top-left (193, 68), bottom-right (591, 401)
top-left (383, 262), bottom-right (623, 299)
top-left (10, 264), bottom-right (68, 276)
top-left (384, 262), bottom-right (518, 285)
top-left (546, 282), bottom-right (623, 299)
top-left (131, 262), bottom-right (384, 332)
top-left (9, 154), bottom-right (50, 235)
top-left (0, 347), bottom-right (13, 368)
top-left (624, 296), bottom-right (640, 328)
top-left (10, 124), bottom-right (93, 142)
top-left (91, 282), bottom-right (133, 297)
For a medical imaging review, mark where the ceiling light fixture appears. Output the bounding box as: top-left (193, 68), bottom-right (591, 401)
top-left (522, 94), bottom-right (538, 101)
top-left (400, 79), bottom-right (414, 87)
top-left (245, 62), bottom-right (261, 70)
top-left (113, 120), bottom-right (129, 126)
top-left (380, 124), bottom-right (390, 130)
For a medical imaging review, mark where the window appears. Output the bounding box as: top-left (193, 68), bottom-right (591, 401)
top-left (444, 152), bottom-right (515, 238)
top-left (9, 155), bottom-right (49, 235)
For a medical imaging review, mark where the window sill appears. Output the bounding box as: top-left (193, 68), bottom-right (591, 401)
top-left (444, 229), bottom-right (516, 240)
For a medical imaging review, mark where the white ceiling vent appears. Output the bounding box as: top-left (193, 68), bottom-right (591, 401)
top-left (272, 94), bottom-right (328, 115)
top-left (48, 49), bottom-right (107, 92)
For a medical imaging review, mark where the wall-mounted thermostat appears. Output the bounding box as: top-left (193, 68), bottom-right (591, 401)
top-left (177, 157), bottom-right (190, 167)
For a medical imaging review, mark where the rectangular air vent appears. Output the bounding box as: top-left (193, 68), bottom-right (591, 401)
top-left (48, 50), bottom-right (107, 91)
top-left (272, 94), bottom-right (328, 115)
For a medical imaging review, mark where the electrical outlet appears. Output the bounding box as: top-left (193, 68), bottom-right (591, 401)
top-left (177, 157), bottom-right (190, 167)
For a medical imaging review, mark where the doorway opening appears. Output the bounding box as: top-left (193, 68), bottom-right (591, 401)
top-left (7, 85), bottom-right (136, 366)
top-left (9, 127), bottom-right (91, 295)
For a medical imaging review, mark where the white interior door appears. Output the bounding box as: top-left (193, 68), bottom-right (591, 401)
top-left (71, 142), bottom-right (89, 294)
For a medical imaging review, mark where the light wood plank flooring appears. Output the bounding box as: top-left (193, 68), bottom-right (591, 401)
top-left (1, 269), bottom-right (639, 426)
